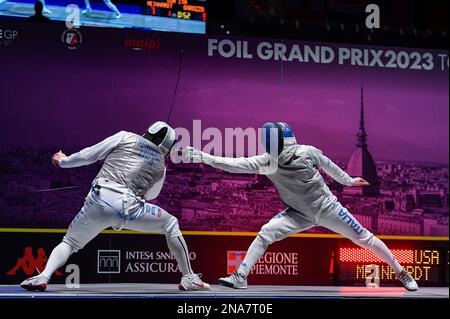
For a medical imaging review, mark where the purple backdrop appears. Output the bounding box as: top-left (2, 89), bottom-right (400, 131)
top-left (0, 22), bottom-right (448, 237)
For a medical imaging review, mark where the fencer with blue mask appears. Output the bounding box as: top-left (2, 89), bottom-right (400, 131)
top-left (185, 122), bottom-right (418, 291)
top-left (20, 122), bottom-right (210, 292)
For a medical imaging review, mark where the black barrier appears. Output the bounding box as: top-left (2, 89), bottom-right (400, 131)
top-left (1, 231), bottom-right (448, 287)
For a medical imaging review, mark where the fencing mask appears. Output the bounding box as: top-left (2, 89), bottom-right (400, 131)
top-left (262, 122), bottom-right (297, 156)
top-left (144, 121), bottom-right (177, 157)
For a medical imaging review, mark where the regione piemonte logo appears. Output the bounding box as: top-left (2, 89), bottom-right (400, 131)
top-left (97, 250), bottom-right (121, 274)
top-left (227, 251), bottom-right (247, 274)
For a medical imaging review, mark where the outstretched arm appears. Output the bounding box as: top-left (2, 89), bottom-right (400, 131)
top-left (184, 147), bottom-right (277, 175)
top-left (54, 131), bottom-right (126, 168)
top-left (308, 146), bottom-right (369, 187)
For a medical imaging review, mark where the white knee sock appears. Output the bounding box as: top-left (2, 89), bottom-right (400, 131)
top-left (362, 235), bottom-right (403, 274)
top-left (40, 242), bottom-right (73, 282)
top-left (167, 236), bottom-right (193, 276)
top-left (238, 236), bottom-right (268, 277)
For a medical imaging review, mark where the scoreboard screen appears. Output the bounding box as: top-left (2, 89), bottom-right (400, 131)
top-left (335, 246), bottom-right (448, 287)
top-left (144, 0), bottom-right (207, 21)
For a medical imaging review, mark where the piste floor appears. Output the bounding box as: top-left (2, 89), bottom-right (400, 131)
top-left (0, 284), bottom-right (447, 299)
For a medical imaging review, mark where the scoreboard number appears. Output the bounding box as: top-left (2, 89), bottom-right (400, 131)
top-left (365, 264), bottom-right (380, 288)
top-left (336, 246), bottom-right (447, 287)
top-left (145, 0), bottom-right (206, 21)
top-left (177, 11), bottom-right (192, 19)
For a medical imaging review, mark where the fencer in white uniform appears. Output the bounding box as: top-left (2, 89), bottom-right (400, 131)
top-left (20, 122), bottom-right (210, 292)
top-left (185, 122), bottom-right (418, 291)
top-left (83, 0), bottom-right (122, 19)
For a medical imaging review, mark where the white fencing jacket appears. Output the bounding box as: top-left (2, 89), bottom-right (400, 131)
top-left (200, 145), bottom-right (355, 223)
top-left (59, 131), bottom-right (166, 201)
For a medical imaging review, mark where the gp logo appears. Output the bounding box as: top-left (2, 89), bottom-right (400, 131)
top-left (0, 29), bottom-right (19, 47)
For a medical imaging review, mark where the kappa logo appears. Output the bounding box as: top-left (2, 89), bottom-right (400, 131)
top-left (7, 247), bottom-right (63, 276)
top-left (227, 251), bottom-right (247, 274)
top-left (97, 250), bottom-right (121, 274)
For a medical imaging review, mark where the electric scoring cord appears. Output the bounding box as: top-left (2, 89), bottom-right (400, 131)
top-left (167, 49), bottom-right (184, 125)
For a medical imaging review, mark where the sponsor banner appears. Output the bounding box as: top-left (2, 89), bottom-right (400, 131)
top-left (0, 21), bottom-right (447, 72)
top-left (227, 251), bottom-right (300, 277)
top-left (0, 232), bottom-right (448, 287)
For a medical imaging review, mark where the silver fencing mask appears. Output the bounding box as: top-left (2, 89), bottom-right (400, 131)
top-left (144, 121), bottom-right (177, 157)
